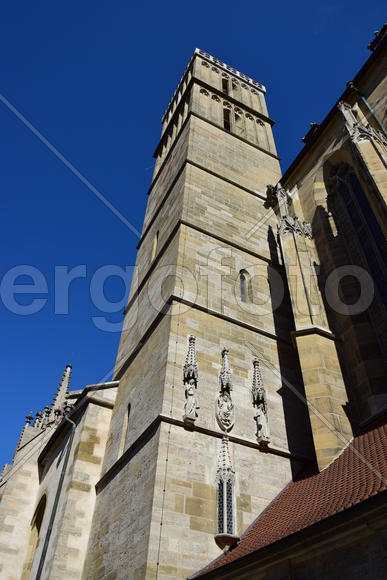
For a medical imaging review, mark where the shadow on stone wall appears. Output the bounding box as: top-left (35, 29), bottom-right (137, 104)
top-left (267, 226), bottom-right (316, 478)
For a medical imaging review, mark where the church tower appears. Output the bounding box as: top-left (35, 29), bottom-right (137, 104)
top-left (84, 49), bottom-right (316, 579)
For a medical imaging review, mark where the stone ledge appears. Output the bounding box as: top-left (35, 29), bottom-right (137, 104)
top-left (95, 414), bottom-right (314, 494)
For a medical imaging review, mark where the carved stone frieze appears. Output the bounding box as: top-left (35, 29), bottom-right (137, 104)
top-left (278, 215), bottom-right (313, 239)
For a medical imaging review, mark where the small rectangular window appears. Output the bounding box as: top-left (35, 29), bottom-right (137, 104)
top-left (222, 78), bottom-right (229, 94)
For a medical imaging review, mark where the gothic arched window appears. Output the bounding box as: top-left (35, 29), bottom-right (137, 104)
top-left (223, 108), bottom-right (231, 132)
top-left (239, 270), bottom-right (252, 303)
top-left (216, 438), bottom-right (235, 535)
top-left (217, 472), bottom-right (235, 534)
top-left (326, 162), bottom-right (386, 309)
top-left (222, 75), bottom-right (229, 95)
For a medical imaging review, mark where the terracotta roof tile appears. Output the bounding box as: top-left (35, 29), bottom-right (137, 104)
top-left (193, 420), bottom-right (387, 577)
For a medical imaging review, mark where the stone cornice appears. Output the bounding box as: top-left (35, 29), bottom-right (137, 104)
top-left (117, 293), bottom-right (292, 381)
top-left (125, 218), bottom-right (283, 318)
top-left (139, 157), bottom-right (268, 251)
top-left (154, 106), bottom-right (279, 162)
top-left (195, 78), bottom-right (273, 125)
top-left (291, 325), bottom-right (337, 344)
top-left (160, 75), bottom-right (274, 148)
top-left (95, 413), bottom-right (313, 494)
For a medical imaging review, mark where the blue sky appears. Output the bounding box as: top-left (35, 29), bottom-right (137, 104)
top-left (0, 1), bottom-right (384, 466)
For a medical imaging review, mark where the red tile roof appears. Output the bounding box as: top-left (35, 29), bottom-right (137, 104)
top-left (192, 419), bottom-right (387, 577)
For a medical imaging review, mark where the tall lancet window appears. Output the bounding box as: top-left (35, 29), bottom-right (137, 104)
top-left (239, 270), bottom-right (251, 303)
top-left (216, 437), bottom-right (235, 535)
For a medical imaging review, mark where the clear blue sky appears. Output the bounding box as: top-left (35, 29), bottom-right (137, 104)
top-left (0, 1), bottom-right (384, 466)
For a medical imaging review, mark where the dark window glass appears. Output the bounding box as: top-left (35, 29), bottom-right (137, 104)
top-left (218, 481), bottom-right (224, 533)
top-left (226, 481), bottom-right (233, 534)
top-left (240, 272), bottom-right (246, 303)
top-left (223, 108), bottom-right (231, 132)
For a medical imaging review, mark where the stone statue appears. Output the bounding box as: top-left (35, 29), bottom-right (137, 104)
top-left (183, 335), bottom-right (199, 423)
top-left (216, 391), bottom-right (234, 431)
top-left (216, 348), bottom-right (235, 432)
top-left (252, 357), bottom-right (270, 445)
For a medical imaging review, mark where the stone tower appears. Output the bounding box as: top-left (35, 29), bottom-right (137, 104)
top-left (84, 49), bottom-right (316, 579)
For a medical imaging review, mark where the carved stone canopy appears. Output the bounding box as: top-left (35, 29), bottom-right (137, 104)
top-left (216, 348), bottom-right (235, 432)
top-left (219, 348), bottom-right (232, 393)
top-left (251, 358), bottom-right (265, 403)
top-left (251, 357), bottom-right (270, 445)
top-left (216, 436), bottom-right (235, 483)
top-left (183, 335), bottom-right (198, 387)
top-left (183, 335), bottom-right (199, 424)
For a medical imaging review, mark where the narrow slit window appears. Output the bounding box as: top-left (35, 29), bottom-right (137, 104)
top-left (222, 78), bottom-right (229, 95)
top-left (118, 404), bottom-right (131, 457)
top-left (240, 271), bottom-right (247, 303)
top-left (223, 108), bottom-right (231, 132)
top-left (151, 230), bottom-right (159, 262)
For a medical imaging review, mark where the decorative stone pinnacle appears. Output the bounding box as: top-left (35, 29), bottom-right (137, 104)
top-left (219, 348), bottom-right (232, 392)
top-left (33, 411), bottom-right (43, 429)
top-left (216, 348), bottom-right (234, 432)
top-left (25, 412), bottom-right (34, 426)
top-left (182, 335), bottom-right (199, 423)
top-left (183, 335), bottom-right (198, 386)
top-left (252, 358), bottom-right (264, 399)
top-left (251, 357), bottom-right (270, 445)
top-left (265, 184), bottom-right (291, 218)
top-left (216, 436), bottom-right (234, 482)
top-left (51, 364), bottom-right (72, 418)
